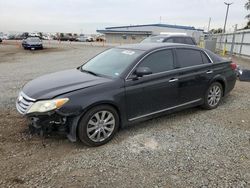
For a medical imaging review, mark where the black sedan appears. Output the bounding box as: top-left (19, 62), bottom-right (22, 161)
top-left (141, 34), bottom-right (197, 45)
top-left (22, 37), bottom-right (43, 50)
top-left (16, 43), bottom-right (237, 146)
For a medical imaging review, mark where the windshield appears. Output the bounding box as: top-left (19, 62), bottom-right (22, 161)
top-left (27, 37), bottom-right (41, 42)
top-left (141, 36), bottom-right (165, 43)
top-left (81, 48), bottom-right (144, 78)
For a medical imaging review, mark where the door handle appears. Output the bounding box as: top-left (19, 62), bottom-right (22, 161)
top-left (206, 70), bottom-right (213, 74)
top-left (169, 78), bottom-right (179, 83)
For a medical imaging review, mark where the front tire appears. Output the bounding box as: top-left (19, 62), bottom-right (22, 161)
top-left (78, 105), bottom-right (119, 146)
top-left (202, 82), bottom-right (223, 110)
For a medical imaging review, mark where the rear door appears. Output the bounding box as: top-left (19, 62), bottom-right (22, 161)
top-left (175, 48), bottom-right (214, 104)
top-left (125, 49), bottom-right (179, 120)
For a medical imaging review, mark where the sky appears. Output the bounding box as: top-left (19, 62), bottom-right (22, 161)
top-left (0, 0), bottom-right (248, 34)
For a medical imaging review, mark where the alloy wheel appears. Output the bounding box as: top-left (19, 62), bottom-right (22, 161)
top-left (207, 85), bottom-right (222, 107)
top-left (87, 110), bottom-right (115, 142)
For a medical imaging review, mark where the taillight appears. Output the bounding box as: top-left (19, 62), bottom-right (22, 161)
top-left (230, 57), bottom-right (238, 70)
top-left (230, 62), bottom-right (237, 70)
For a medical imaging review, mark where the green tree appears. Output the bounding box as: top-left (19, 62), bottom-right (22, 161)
top-left (245, 1), bottom-right (250, 28)
top-left (245, 0), bottom-right (250, 17)
top-left (209, 28), bottom-right (223, 34)
top-left (244, 20), bottom-right (250, 29)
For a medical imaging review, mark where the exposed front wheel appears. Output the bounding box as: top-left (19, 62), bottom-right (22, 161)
top-left (78, 105), bottom-right (119, 146)
top-left (202, 82), bottom-right (223, 110)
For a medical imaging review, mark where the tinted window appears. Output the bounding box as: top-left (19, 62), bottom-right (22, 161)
top-left (176, 49), bottom-right (203, 67)
top-left (165, 38), bottom-right (174, 43)
top-left (173, 37), bottom-right (185, 44)
top-left (138, 50), bottom-right (174, 73)
top-left (201, 52), bottom-right (211, 64)
top-left (204, 49), bottom-right (224, 63)
top-left (141, 36), bottom-right (165, 43)
top-left (184, 37), bottom-right (195, 45)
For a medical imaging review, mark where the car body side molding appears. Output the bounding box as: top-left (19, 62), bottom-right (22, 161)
top-left (128, 98), bottom-right (202, 121)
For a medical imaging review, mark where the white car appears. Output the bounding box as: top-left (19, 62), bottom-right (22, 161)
top-left (77, 36), bottom-right (93, 42)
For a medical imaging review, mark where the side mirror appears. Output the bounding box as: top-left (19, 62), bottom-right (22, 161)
top-left (135, 67), bottom-right (152, 77)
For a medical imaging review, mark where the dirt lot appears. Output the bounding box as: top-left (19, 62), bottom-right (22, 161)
top-left (0, 41), bottom-right (250, 188)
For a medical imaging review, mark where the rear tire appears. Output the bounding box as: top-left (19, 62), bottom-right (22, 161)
top-left (202, 82), bottom-right (223, 110)
top-left (78, 105), bottom-right (119, 147)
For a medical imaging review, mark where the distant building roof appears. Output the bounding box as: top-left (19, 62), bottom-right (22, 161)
top-left (96, 29), bottom-right (152, 35)
top-left (105, 23), bottom-right (204, 31)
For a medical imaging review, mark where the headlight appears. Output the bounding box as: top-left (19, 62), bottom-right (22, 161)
top-left (27, 98), bottom-right (69, 114)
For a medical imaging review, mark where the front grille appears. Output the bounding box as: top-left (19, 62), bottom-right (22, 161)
top-left (16, 92), bottom-right (35, 115)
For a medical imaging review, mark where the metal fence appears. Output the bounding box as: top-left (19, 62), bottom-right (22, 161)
top-left (212, 30), bottom-right (250, 57)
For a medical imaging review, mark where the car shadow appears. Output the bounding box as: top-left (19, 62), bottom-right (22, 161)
top-left (18, 95), bottom-right (233, 148)
top-left (113, 106), bottom-right (202, 145)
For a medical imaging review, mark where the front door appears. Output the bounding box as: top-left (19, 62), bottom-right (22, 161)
top-left (125, 49), bottom-right (179, 121)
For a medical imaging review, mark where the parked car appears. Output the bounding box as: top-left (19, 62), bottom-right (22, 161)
top-left (15, 32), bottom-right (29, 40)
top-left (16, 43), bottom-right (237, 146)
top-left (7, 34), bottom-right (16, 40)
top-left (42, 35), bottom-right (53, 40)
top-left (0, 32), bottom-right (4, 40)
top-left (59, 36), bottom-right (77, 41)
top-left (2, 34), bottom-right (9, 40)
top-left (76, 35), bottom-right (94, 42)
top-left (141, 34), bottom-right (197, 45)
top-left (22, 37), bottom-right (43, 50)
top-left (0, 38), bottom-right (2, 43)
top-left (96, 35), bottom-right (106, 42)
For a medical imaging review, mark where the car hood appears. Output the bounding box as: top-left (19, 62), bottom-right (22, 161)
top-left (22, 69), bottom-right (112, 100)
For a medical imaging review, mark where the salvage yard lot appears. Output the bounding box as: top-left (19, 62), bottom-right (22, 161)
top-left (0, 41), bottom-right (250, 187)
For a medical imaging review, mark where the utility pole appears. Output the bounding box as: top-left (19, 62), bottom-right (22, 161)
top-left (208, 17), bottom-right (211, 32)
top-left (222, 2), bottom-right (233, 56)
top-left (208, 17), bottom-right (211, 39)
top-left (223, 2), bottom-right (233, 33)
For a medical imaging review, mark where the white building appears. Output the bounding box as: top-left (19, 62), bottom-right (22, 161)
top-left (97, 23), bottom-right (204, 44)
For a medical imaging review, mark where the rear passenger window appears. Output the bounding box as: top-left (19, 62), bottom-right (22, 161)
top-left (176, 49), bottom-right (203, 68)
top-left (184, 38), bottom-right (195, 45)
top-left (173, 37), bottom-right (184, 44)
top-left (165, 38), bottom-right (174, 43)
top-left (201, 52), bottom-right (211, 64)
top-left (138, 50), bottom-right (174, 73)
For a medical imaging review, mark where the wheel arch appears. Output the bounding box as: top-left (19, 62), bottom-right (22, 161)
top-left (67, 101), bottom-right (122, 142)
top-left (209, 75), bottom-right (227, 96)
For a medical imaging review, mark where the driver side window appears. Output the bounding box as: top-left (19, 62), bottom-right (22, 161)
top-left (138, 49), bottom-right (174, 74)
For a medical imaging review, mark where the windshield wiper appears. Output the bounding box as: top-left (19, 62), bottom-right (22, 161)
top-left (81, 69), bottom-right (98, 76)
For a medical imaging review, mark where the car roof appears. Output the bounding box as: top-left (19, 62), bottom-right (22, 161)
top-left (116, 43), bottom-right (200, 52)
top-left (151, 34), bottom-right (192, 38)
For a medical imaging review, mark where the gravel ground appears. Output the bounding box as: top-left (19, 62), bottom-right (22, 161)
top-left (0, 41), bottom-right (250, 188)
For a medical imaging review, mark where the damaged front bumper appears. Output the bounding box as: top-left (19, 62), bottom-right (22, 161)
top-left (16, 92), bottom-right (79, 142)
top-left (28, 114), bottom-right (67, 135)
top-left (26, 113), bottom-right (79, 142)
